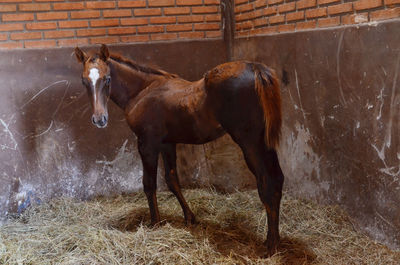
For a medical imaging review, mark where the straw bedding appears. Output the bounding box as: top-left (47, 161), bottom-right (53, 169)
top-left (0, 189), bottom-right (399, 264)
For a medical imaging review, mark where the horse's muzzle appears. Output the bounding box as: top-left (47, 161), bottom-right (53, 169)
top-left (92, 114), bottom-right (108, 128)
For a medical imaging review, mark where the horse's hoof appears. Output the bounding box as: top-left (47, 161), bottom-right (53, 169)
top-left (185, 214), bottom-right (197, 227)
top-left (263, 239), bottom-right (279, 258)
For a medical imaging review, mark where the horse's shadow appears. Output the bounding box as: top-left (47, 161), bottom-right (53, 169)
top-left (109, 207), bottom-right (316, 264)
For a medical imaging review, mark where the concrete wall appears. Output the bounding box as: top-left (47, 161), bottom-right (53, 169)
top-left (233, 20), bottom-right (400, 249)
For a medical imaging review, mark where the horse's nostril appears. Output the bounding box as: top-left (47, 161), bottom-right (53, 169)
top-left (92, 116), bottom-right (96, 125)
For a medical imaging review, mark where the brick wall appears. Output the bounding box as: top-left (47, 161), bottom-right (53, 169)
top-left (0, 0), bottom-right (221, 49)
top-left (235, 0), bottom-right (400, 37)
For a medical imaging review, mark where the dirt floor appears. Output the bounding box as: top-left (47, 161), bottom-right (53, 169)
top-left (0, 189), bottom-right (399, 264)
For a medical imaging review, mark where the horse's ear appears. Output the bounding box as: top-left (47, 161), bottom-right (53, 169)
top-left (74, 47), bottom-right (87, 63)
top-left (100, 44), bottom-right (109, 61)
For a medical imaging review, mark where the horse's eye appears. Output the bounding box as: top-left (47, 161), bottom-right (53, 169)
top-left (82, 78), bottom-right (89, 86)
top-left (105, 76), bottom-right (111, 85)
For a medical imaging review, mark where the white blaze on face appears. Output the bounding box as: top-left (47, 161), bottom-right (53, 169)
top-left (89, 68), bottom-right (100, 88)
top-left (89, 67), bottom-right (100, 102)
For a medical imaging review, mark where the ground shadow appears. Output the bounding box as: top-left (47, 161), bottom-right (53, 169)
top-left (110, 207), bottom-right (316, 264)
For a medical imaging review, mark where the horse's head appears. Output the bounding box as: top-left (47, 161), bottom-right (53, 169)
top-left (74, 44), bottom-right (111, 128)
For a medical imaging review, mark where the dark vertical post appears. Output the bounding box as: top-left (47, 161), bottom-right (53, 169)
top-left (220, 0), bottom-right (235, 61)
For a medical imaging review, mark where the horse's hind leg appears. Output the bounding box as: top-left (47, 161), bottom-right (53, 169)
top-left (161, 143), bottom-right (196, 225)
top-left (137, 136), bottom-right (161, 226)
top-left (233, 135), bottom-right (284, 255)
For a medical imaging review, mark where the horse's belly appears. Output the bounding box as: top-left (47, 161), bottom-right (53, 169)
top-left (163, 121), bottom-right (225, 145)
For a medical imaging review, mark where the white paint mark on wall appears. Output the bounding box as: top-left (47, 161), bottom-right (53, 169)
top-left (336, 31), bottom-right (347, 106)
top-left (21, 80), bottom-right (69, 109)
top-left (294, 68), bottom-right (308, 122)
top-left (0, 118), bottom-right (18, 151)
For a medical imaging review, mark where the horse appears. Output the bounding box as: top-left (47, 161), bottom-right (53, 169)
top-left (74, 44), bottom-right (285, 256)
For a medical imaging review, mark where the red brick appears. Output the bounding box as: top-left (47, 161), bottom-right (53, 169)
top-left (177, 15), bottom-right (204, 23)
top-left (306, 7), bottom-right (327, 18)
top-left (0, 42), bottom-right (23, 49)
top-left (137, 25), bottom-right (164, 33)
top-left (118, 0), bottom-right (146, 8)
top-left (19, 3), bottom-right (50, 11)
top-left (236, 21), bottom-right (253, 30)
top-left (103, 10), bottom-right (132, 18)
top-left (370, 8), bottom-right (400, 21)
top-left (194, 23), bottom-right (220, 30)
top-left (268, 0), bottom-right (284, 5)
top-left (34, 0), bottom-right (64, 2)
top-left (318, 0), bottom-right (340, 5)
top-left (86, 1), bottom-right (115, 9)
top-left (164, 7), bottom-right (190, 15)
top-left (318, 16), bottom-right (340, 27)
top-left (179, 31), bottom-right (204, 39)
top-left (205, 30), bottom-right (221, 38)
top-left (90, 36), bottom-right (119, 44)
top-left (150, 16), bottom-right (176, 24)
top-left (278, 24), bottom-right (296, 32)
top-left (76, 28), bottom-right (106, 37)
top-left (342, 13), bottom-right (368, 24)
top-left (0, 4), bottom-right (16, 12)
top-left (70, 10), bottom-right (100, 19)
top-left (109, 27), bottom-right (136, 35)
top-left (53, 3), bottom-right (84, 10)
top-left (2, 13), bottom-right (34, 22)
top-left (254, 0), bottom-right (267, 8)
top-left (121, 35), bottom-right (149, 43)
top-left (328, 3), bottom-right (353, 15)
top-left (236, 12), bottom-right (254, 22)
top-left (0, 0), bottom-right (30, 2)
top-left (236, 0), bottom-right (248, 4)
top-left (91, 19), bottom-right (120, 27)
top-left (192, 6), bottom-right (219, 13)
top-left (10, 32), bottom-right (41, 40)
top-left (0, 34), bottom-right (8, 41)
top-left (26, 22), bottom-right (57, 30)
top-left (297, 0), bottom-right (316, 9)
top-left (204, 0), bottom-right (219, 4)
top-left (354, 0), bottom-right (382, 10)
top-left (251, 26), bottom-right (278, 36)
top-left (278, 2), bottom-right (296, 13)
top-left (254, 17), bottom-right (268, 27)
top-left (385, 0), bottom-right (400, 4)
top-left (205, 14), bottom-right (220, 22)
top-left (37, 12), bottom-right (68, 20)
top-left (286, 11), bottom-right (305, 21)
top-left (148, 0), bottom-right (175, 6)
top-left (151, 33), bottom-right (178, 41)
top-left (296, 20), bottom-right (317, 30)
top-left (59, 20), bottom-right (88, 29)
top-left (0, 23), bottom-right (24, 31)
top-left (166, 24), bottom-right (192, 32)
top-left (235, 3), bottom-right (254, 13)
top-left (45, 30), bottom-right (74, 39)
top-left (263, 7), bottom-right (277, 16)
top-left (25, 40), bottom-right (56, 48)
top-left (269, 15), bottom-right (285, 24)
top-left (120, 18), bottom-right (148, 26)
top-left (177, 0), bottom-right (203, 5)
top-left (58, 38), bottom-right (89, 47)
top-left (134, 8), bottom-right (162, 16)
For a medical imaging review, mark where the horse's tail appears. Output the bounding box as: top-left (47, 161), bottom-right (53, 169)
top-left (253, 64), bottom-right (282, 150)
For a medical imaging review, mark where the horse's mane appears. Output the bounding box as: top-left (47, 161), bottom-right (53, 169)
top-left (109, 53), bottom-right (178, 79)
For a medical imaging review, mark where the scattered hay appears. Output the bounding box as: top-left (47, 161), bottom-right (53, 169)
top-left (0, 189), bottom-right (399, 264)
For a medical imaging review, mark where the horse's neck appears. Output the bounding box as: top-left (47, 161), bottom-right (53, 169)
top-left (108, 59), bottom-right (154, 110)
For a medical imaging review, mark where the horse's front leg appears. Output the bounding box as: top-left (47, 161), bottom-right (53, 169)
top-left (138, 136), bottom-right (161, 226)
